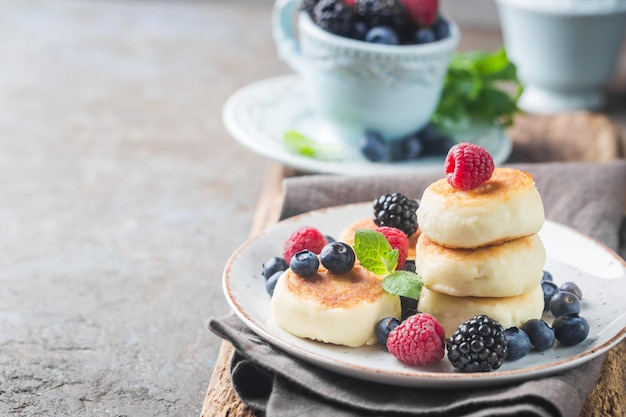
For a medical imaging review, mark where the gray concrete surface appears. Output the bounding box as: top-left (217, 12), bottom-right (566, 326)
top-left (1, 1), bottom-right (624, 417)
top-left (0, 1), bottom-right (280, 415)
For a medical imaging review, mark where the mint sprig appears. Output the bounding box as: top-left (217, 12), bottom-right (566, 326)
top-left (432, 47), bottom-right (522, 132)
top-left (353, 229), bottom-right (398, 275)
top-left (353, 229), bottom-right (423, 300)
top-left (382, 271), bottom-right (423, 300)
top-left (282, 130), bottom-right (340, 159)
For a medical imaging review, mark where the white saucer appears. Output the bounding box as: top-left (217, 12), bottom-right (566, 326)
top-left (222, 75), bottom-right (513, 176)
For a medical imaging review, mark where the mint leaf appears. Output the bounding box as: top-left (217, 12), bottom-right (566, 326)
top-left (433, 47), bottom-right (522, 130)
top-left (353, 229), bottom-right (398, 275)
top-left (382, 271), bottom-right (423, 299)
top-left (283, 130), bottom-right (317, 157)
top-left (282, 130), bottom-right (341, 159)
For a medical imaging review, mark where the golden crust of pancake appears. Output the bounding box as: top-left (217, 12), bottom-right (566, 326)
top-left (337, 218), bottom-right (420, 259)
top-left (415, 233), bottom-right (545, 297)
top-left (417, 285), bottom-right (544, 337)
top-left (417, 168), bottom-right (545, 248)
top-left (281, 261), bottom-right (386, 308)
top-left (270, 261), bottom-right (401, 347)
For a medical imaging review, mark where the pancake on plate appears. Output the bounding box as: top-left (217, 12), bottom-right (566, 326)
top-left (415, 233), bottom-right (545, 297)
top-left (270, 261), bottom-right (401, 347)
top-left (417, 168), bottom-right (545, 248)
top-left (417, 285), bottom-right (544, 337)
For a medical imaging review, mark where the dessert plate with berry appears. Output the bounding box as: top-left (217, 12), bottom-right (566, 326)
top-left (222, 75), bottom-right (513, 175)
top-left (223, 202), bottom-right (626, 388)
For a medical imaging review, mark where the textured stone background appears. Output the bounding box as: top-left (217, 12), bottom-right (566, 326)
top-left (0, 1), bottom-right (280, 415)
top-left (0, 1), bottom-right (624, 416)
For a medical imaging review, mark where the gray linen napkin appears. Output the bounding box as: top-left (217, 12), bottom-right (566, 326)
top-left (210, 160), bottom-right (626, 417)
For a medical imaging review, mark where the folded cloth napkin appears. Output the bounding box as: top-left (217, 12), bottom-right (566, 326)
top-left (210, 160), bottom-right (626, 417)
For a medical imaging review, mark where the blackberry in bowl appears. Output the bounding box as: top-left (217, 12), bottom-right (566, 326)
top-left (272, 0), bottom-right (460, 144)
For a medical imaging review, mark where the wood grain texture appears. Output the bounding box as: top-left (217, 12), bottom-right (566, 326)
top-left (202, 113), bottom-right (625, 417)
top-left (507, 111), bottom-right (624, 163)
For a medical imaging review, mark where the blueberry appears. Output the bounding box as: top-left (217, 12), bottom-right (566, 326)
top-left (364, 26), bottom-right (399, 45)
top-left (504, 327), bottom-right (531, 361)
top-left (390, 133), bottom-right (424, 161)
top-left (541, 270), bottom-right (553, 282)
top-left (414, 28), bottom-right (436, 44)
top-left (352, 20), bottom-right (368, 40)
top-left (549, 291), bottom-right (580, 318)
top-left (360, 130), bottom-right (389, 162)
top-left (418, 122), bottom-right (438, 141)
top-left (541, 280), bottom-right (559, 311)
top-left (375, 317), bottom-right (401, 346)
top-left (400, 296), bottom-right (418, 320)
top-left (290, 250), bottom-right (320, 277)
top-left (421, 133), bottom-right (456, 156)
top-left (400, 259), bottom-right (416, 273)
top-left (320, 242), bottom-right (355, 274)
top-left (262, 256), bottom-right (289, 280)
top-left (433, 17), bottom-right (450, 40)
top-left (553, 314), bottom-right (589, 346)
top-left (559, 281), bottom-right (582, 301)
top-left (324, 235), bottom-right (336, 244)
top-left (265, 270), bottom-right (282, 296)
top-left (522, 319), bottom-right (555, 351)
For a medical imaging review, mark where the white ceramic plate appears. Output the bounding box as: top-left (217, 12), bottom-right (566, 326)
top-left (222, 75), bottom-right (513, 176)
top-left (223, 203), bottom-right (626, 388)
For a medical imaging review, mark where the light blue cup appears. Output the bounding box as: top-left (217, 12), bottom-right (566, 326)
top-left (272, 0), bottom-right (460, 143)
top-left (496, 0), bottom-right (626, 113)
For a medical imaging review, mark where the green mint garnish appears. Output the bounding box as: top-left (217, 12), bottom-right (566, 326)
top-left (354, 229), bottom-right (423, 299)
top-left (353, 229), bottom-right (398, 275)
top-left (283, 130), bottom-right (316, 157)
top-left (382, 271), bottom-right (423, 300)
top-left (432, 47), bottom-right (522, 132)
top-left (282, 130), bottom-right (340, 159)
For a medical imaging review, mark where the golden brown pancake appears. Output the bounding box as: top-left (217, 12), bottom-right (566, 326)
top-left (270, 261), bottom-right (400, 347)
top-left (417, 168), bottom-right (545, 248)
top-left (415, 233), bottom-right (545, 297)
top-left (417, 285), bottom-right (544, 337)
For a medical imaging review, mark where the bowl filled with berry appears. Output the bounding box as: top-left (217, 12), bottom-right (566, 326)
top-left (272, 0), bottom-right (460, 146)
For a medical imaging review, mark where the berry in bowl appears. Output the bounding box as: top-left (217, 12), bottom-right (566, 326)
top-left (272, 0), bottom-right (460, 146)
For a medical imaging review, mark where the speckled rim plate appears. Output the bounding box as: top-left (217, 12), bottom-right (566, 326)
top-left (222, 203), bottom-right (626, 388)
top-left (222, 75), bottom-right (513, 176)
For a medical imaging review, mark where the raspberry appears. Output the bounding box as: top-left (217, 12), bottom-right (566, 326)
top-left (386, 313), bottom-right (445, 366)
top-left (399, 0), bottom-right (439, 27)
top-left (283, 226), bottom-right (328, 263)
top-left (444, 142), bottom-right (495, 191)
top-left (375, 226), bottom-right (409, 269)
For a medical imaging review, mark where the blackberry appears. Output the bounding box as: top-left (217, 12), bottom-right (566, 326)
top-left (373, 192), bottom-right (419, 236)
top-left (302, 0), bottom-right (321, 15)
top-left (447, 315), bottom-right (508, 372)
top-left (354, 0), bottom-right (410, 33)
top-left (312, 0), bottom-right (356, 38)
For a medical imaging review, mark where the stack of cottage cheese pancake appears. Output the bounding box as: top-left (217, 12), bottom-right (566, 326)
top-left (416, 167), bottom-right (546, 336)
